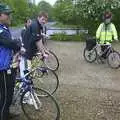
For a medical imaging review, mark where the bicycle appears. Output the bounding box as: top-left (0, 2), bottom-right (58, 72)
top-left (12, 67), bottom-right (60, 120)
top-left (17, 39), bottom-right (59, 94)
top-left (17, 57), bottom-right (59, 96)
top-left (83, 39), bottom-right (120, 69)
top-left (17, 50), bottom-right (59, 95)
top-left (32, 50), bottom-right (59, 71)
top-left (36, 32), bottom-right (59, 71)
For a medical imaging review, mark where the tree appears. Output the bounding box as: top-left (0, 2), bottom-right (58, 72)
top-left (0, 0), bottom-right (37, 25)
top-left (76, 0), bottom-right (120, 35)
top-left (53, 0), bottom-right (75, 24)
top-left (53, 0), bottom-right (120, 36)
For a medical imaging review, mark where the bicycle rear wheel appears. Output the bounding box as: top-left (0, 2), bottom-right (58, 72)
top-left (107, 51), bottom-right (120, 69)
top-left (31, 67), bottom-right (59, 96)
top-left (83, 48), bottom-right (97, 63)
top-left (44, 50), bottom-right (59, 71)
top-left (21, 88), bottom-right (60, 120)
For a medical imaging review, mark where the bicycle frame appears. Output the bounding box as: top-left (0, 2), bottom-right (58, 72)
top-left (13, 67), bottom-right (47, 109)
top-left (93, 43), bottom-right (113, 57)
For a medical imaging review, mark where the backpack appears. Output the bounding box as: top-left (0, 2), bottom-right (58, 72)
top-left (86, 37), bottom-right (96, 51)
top-left (0, 46), bottom-right (12, 70)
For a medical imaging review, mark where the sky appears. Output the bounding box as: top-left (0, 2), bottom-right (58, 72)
top-left (35, 0), bottom-right (57, 5)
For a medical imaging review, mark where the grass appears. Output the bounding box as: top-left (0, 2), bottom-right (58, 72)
top-left (50, 33), bottom-right (86, 42)
top-left (52, 22), bottom-right (80, 28)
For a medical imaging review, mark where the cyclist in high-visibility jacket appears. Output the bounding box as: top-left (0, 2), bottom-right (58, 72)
top-left (96, 11), bottom-right (118, 44)
top-left (96, 11), bottom-right (118, 59)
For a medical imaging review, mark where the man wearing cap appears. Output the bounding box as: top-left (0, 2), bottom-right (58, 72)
top-left (96, 11), bottom-right (118, 59)
top-left (0, 3), bottom-right (21, 120)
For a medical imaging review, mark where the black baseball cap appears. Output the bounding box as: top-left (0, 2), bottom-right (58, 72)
top-left (0, 3), bottom-right (13, 14)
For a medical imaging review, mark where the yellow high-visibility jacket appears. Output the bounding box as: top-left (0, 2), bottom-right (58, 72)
top-left (96, 23), bottom-right (118, 44)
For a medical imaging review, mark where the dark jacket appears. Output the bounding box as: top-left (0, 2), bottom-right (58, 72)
top-left (22, 19), bottom-right (43, 60)
top-left (21, 27), bottom-right (26, 40)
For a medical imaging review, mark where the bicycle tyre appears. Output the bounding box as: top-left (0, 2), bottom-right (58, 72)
top-left (83, 48), bottom-right (97, 63)
top-left (31, 67), bottom-right (59, 96)
top-left (107, 51), bottom-right (120, 69)
top-left (44, 50), bottom-right (59, 71)
top-left (21, 88), bottom-right (60, 120)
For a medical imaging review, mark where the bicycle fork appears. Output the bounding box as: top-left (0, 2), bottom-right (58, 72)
top-left (30, 91), bottom-right (42, 110)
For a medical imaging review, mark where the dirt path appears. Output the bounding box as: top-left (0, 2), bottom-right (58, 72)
top-left (11, 41), bottom-right (120, 120)
top-left (48, 41), bottom-right (120, 120)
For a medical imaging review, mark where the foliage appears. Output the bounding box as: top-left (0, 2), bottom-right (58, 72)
top-left (0, 0), bottom-right (53, 26)
top-left (53, 0), bottom-right (75, 24)
top-left (53, 0), bottom-right (120, 36)
top-left (0, 0), bottom-right (37, 26)
top-left (76, 0), bottom-right (120, 35)
top-left (52, 22), bottom-right (77, 28)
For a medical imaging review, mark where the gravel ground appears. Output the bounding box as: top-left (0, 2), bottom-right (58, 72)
top-left (48, 41), bottom-right (120, 120)
top-left (11, 41), bottom-right (120, 120)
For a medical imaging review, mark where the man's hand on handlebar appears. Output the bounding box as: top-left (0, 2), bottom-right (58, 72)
top-left (41, 33), bottom-right (50, 39)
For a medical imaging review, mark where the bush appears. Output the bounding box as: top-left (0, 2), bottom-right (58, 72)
top-left (52, 22), bottom-right (78, 28)
top-left (53, 0), bottom-right (120, 37)
top-left (50, 32), bottom-right (86, 42)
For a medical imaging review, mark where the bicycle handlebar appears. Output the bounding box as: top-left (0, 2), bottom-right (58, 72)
top-left (97, 43), bottom-right (111, 46)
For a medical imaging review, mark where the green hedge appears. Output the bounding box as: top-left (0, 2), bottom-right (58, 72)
top-left (50, 32), bottom-right (86, 42)
top-left (52, 22), bottom-right (78, 28)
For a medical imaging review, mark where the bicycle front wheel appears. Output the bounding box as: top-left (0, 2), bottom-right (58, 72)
top-left (83, 48), bottom-right (97, 63)
top-left (32, 67), bottom-right (59, 95)
top-left (107, 51), bottom-right (120, 69)
top-left (44, 50), bottom-right (59, 71)
top-left (21, 88), bottom-right (60, 120)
